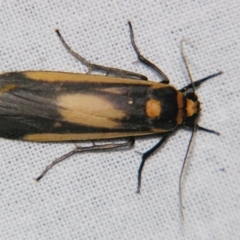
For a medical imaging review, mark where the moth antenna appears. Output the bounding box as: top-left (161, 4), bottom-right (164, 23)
top-left (181, 39), bottom-right (196, 94)
top-left (179, 123), bottom-right (197, 220)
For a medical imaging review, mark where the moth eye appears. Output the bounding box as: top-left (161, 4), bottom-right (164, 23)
top-left (186, 92), bottom-right (198, 101)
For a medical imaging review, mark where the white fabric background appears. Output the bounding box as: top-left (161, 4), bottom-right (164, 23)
top-left (0, 1), bottom-right (239, 239)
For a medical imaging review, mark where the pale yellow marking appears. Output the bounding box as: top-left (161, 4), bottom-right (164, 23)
top-left (177, 92), bottom-right (184, 109)
top-left (0, 84), bottom-right (16, 95)
top-left (23, 132), bottom-right (153, 142)
top-left (53, 122), bottom-right (62, 128)
top-left (128, 99), bottom-right (133, 105)
top-left (57, 93), bottom-right (125, 128)
top-left (151, 84), bottom-right (172, 89)
top-left (99, 88), bottom-right (125, 95)
top-left (150, 127), bottom-right (175, 133)
top-left (186, 99), bottom-right (199, 117)
top-left (176, 92), bottom-right (185, 124)
top-left (176, 91), bottom-right (199, 124)
top-left (176, 109), bottom-right (184, 124)
top-left (145, 99), bottom-right (161, 118)
top-left (23, 71), bottom-right (161, 87)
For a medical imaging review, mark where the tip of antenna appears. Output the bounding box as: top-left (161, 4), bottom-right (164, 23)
top-left (181, 38), bottom-right (195, 49)
top-left (128, 21), bottom-right (132, 28)
top-left (35, 176), bottom-right (41, 182)
top-left (55, 29), bottom-right (61, 37)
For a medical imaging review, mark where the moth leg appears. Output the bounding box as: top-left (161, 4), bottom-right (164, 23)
top-left (55, 29), bottom-right (147, 80)
top-left (184, 123), bottom-right (220, 136)
top-left (128, 21), bottom-right (170, 84)
top-left (179, 71), bottom-right (223, 92)
top-left (36, 137), bottom-right (135, 182)
top-left (137, 133), bottom-right (171, 193)
top-left (197, 125), bottom-right (220, 135)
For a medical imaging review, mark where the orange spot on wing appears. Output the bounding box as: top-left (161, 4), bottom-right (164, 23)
top-left (145, 99), bottom-right (161, 118)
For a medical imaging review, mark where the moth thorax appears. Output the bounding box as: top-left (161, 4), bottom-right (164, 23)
top-left (186, 99), bottom-right (200, 117)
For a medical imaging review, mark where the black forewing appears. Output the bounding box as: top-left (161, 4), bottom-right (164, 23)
top-left (0, 72), bottom-right (178, 140)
